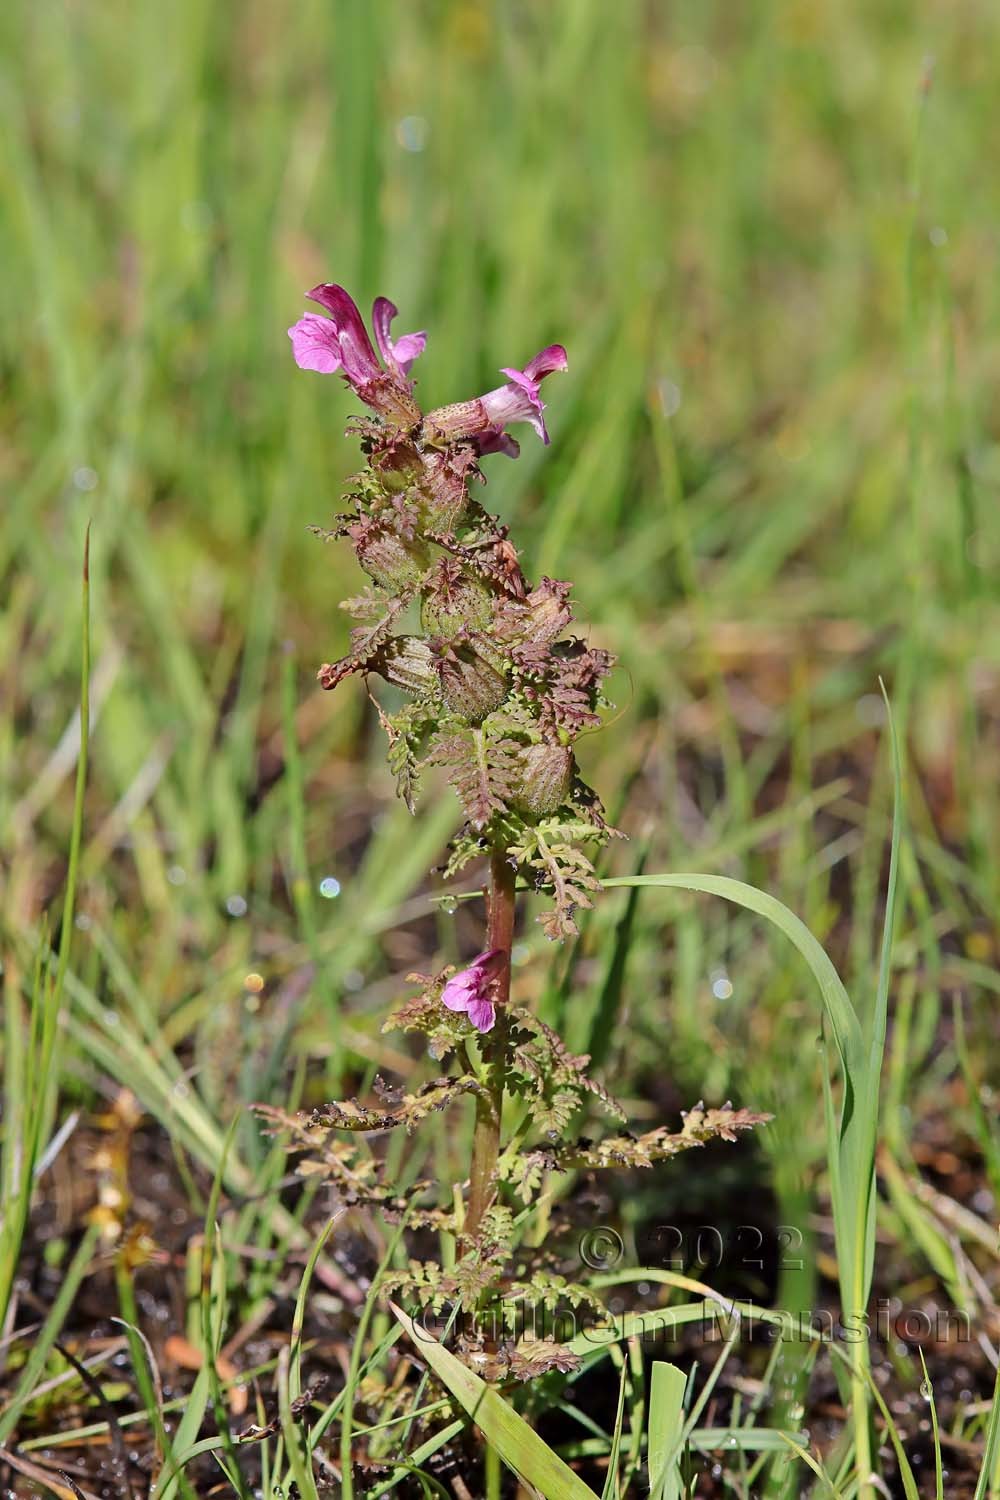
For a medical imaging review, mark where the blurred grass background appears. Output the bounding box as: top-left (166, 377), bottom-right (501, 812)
top-left (2, 0), bottom-right (1000, 1461)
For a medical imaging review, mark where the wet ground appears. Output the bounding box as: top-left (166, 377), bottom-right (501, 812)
top-left (3, 1095), bottom-right (996, 1499)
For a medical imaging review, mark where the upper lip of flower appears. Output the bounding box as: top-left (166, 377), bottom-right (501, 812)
top-left (484, 344), bottom-right (569, 445)
top-left (371, 296), bottom-right (427, 379)
top-left (287, 284), bottom-right (427, 392)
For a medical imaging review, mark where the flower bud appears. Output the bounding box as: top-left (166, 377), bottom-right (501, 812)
top-left (420, 561), bottom-right (493, 639)
top-left (377, 636), bottom-right (437, 696)
top-left (432, 641), bottom-right (508, 720)
top-left (511, 742), bottom-right (573, 818)
top-left (348, 521), bottom-right (426, 591)
top-left (418, 448), bottom-right (479, 533)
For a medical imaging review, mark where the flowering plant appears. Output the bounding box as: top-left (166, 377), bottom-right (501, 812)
top-left (262, 285), bottom-right (765, 1390)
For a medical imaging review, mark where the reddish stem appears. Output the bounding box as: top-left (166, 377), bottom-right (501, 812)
top-left (465, 852), bottom-right (516, 1238)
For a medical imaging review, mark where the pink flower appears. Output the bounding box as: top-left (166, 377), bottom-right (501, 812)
top-left (371, 296), bottom-right (427, 378)
top-left (440, 948), bottom-right (506, 1033)
top-left (481, 345), bottom-right (568, 445)
top-left (423, 344), bottom-right (568, 458)
top-left (288, 284), bottom-right (425, 423)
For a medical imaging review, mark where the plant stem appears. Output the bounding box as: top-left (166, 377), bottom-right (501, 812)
top-left (465, 852), bottom-right (516, 1239)
top-left (852, 1341), bottom-right (875, 1500)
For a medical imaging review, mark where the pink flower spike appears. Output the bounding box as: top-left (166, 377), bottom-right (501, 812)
top-left (440, 948), bottom-right (506, 1034)
top-left (372, 297), bottom-right (427, 378)
top-left (288, 314), bottom-right (344, 374)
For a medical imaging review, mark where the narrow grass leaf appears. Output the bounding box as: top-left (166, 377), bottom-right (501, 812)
top-left (0, 1223), bottom-right (101, 1444)
top-left (391, 1302), bottom-right (597, 1499)
top-left (648, 1362), bottom-right (687, 1500)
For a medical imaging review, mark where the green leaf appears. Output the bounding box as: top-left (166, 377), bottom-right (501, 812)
top-left (391, 1302), bottom-right (597, 1499)
top-left (567, 1301), bottom-right (715, 1359)
top-left (648, 1362), bottom-right (687, 1500)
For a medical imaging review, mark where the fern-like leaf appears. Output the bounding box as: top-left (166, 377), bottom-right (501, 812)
top-left (428, 725), bottom-right (522, 828)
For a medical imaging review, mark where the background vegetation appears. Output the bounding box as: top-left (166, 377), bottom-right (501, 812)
top-left (2, 0), bottom-right (999, 1494)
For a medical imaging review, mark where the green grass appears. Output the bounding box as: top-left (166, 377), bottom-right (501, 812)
top-left (2, 0), bottom-right (1000, 1494)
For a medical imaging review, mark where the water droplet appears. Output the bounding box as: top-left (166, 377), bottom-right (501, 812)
top-left (710, 968), bottom-right (733, 1000)
top-left (225, 893), bottom-right (248, 917)
top-left (396, 115), bottom-right (429, 152)
top-left (73, 465), bottom-right (98, 491)
top-left (928, 225), bottom-right (948, 247)
top-left (655, 377), bottom-right (682, 418)
top-left (319, 875), bottom-right (341, 899)
top-left (167, 864), bottom-right (187, 886)
top-left (439, 894), bottom-right (458, 915)
top-left (920, 1379), bottom-right (932, 1400)
top-left (75, 912), bottom-right (92, 931)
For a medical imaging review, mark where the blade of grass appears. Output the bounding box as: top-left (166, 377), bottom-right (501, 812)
top-left (392, 1302), bottom-right (597, 1499)
top-left (277, 1344), bottom-right (319, 1500)
top-left (600, 1350), bottom-right (630, 1500)
top-left (972, 1358), bottom-right (1000, 1500)
top-left (647, 1362), bottom-right (687, 1500)
top-left (603, 691), bottom-right (905, 1500)
top-left (918, 1353), bottom-right (944, 1500)
top-left (0, 531), bottom-right (91, 1331)
top-left (338, 1216), bottom-right (412, 1500)
top-left (0, 1222), bottom-right (101, 1444)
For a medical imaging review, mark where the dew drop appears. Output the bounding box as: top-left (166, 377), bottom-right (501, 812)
top-left (319, 876), bottom-right (341, 899)
top-left (439, 894), bottom-right (458, 915)
top-left (73, 465), bottom-right (99, 491)
top-left (920, 1379), bottom-right (932, 1400)
top-left (655, 377), bottom-right (682, 418)
top-left (225, 893), bottom-right (248, 917)
top-left (710, 968), bottom-right (733, 1000)
top-left (396, 115), bottom-right (429, 152)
